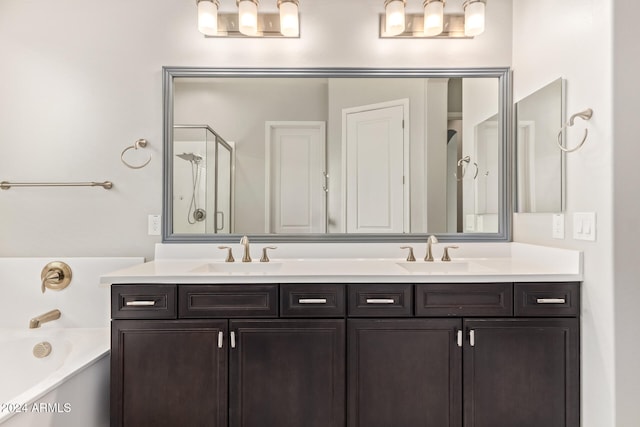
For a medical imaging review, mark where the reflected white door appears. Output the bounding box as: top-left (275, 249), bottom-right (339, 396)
top-left (265, 122), bottom-right (326, 233)
top-left (474, 119), bottom-right (499, 215)
top-left (342, 100), bottom-right (409, 233)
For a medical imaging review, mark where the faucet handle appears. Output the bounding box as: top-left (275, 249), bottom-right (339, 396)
top-left (260, 246), bottom-right (278, 263)
top-left (218, 246), bottom-right (235, 263)
top-left (400, 246), bottom-right (416, 262)
top-left (441, 246), bottom-right (459, 262)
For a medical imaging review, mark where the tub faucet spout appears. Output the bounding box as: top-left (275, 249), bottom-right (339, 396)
top-left (29, 309), bottom-right (61, 329)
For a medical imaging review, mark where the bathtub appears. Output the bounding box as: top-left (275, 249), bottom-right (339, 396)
top-left (0, 328), bottom-right (110, 426)
top-left (0, 257), bottom-right (144, 427)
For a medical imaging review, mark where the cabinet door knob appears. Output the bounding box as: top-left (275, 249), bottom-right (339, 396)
top-left (469, 330), bottom-right (475, 347)
top-left (218, 331), bottom-right (224, 349)
top-left (230, 331), bottom-right (236, 349)
top-left (457, 330), bottom-right (463, 347)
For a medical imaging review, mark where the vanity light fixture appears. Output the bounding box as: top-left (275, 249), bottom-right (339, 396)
top-left (197, 0), bottom-right (219, 36)
top-left (237, 0), bottom-right (259, 36)
top-left (380, 0), bottom-right (486, 38)
top-left (423, 0), bottom-right (445, 36)
top-left (196, 0), bottom-right (300, 37)
top-left (278, 0), bottom-right (299, 37)
top-left (385, 0), bottom-right (406, 36)
top-left (463, 0), bottom-right (485, 36)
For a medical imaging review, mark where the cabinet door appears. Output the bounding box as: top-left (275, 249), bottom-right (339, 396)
top-left (348, 319), bottom-right (462, 427)
top-left (229, 319), bottom-right (345, 427)
top-left (111, 320), bottom-right (228, 427)
top-left (463, 319), bottom-right (579, 427)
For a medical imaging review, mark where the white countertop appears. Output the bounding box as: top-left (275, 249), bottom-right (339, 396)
top-left (100, 243), bottom-right (582, 285)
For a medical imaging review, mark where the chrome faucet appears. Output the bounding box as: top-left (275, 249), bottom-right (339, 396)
top-left (424, 235), bottom-right (439, 262)
top-left (240, 235), bottom-right (252, 262)
top-left (29, 309), bottom-right (61, 329)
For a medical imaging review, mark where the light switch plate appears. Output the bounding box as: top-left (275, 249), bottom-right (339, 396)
top-left (552, 214), bottom-right (565, 239)
top-left (573, 212), bottom-right (596, 241)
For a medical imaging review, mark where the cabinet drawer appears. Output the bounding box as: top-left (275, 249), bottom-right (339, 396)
top-left (514, 282), bottom-right (580, 317)
top-left (111, 284), bottom-right (177, 319)
top-left (348, 284), bottom-right (413, 317)
top-left (415, 283), bottom-right (513, 317)
top-left (179, 285), bottom-right (278, 318)
top-left (281, 284), bottom-right (345, 317)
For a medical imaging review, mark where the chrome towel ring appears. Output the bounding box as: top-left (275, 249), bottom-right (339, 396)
top-left (121, 139), bottom-right (152, 169)
top-left (557, 108), bottom-right (593, 153)
top-left (455, 156), bottom-right (478, 181)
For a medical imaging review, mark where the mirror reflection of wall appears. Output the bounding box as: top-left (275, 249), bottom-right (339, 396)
top-left (515, 78), bottom-right (564, 213)
top-left (169, 71), bottom-right (504, 239)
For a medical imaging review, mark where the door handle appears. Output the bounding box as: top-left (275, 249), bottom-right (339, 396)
top-left (456, 330), bottom-right (462, 347)
top-left (469, 330), bottom-right (475, 347)
top-left (218, 331), bottom-right (224, 349)
top-left (230, 331), bottom-right (236, 349)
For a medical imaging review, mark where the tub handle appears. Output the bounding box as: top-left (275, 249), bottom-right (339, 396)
top-left (125, 300), bottom-right (156, 307)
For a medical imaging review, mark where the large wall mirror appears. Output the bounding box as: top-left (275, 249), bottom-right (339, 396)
top-left (162, 67), bottom-right (511, 243)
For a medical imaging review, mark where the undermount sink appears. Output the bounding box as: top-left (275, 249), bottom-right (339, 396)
top-left (396, 260), bottom-right (475, 274)
top-left (190, 262), bottom-right (283, 274)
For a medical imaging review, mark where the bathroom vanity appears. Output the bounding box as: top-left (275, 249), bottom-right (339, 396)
top-left (104, 243), bottom-right (582, 427)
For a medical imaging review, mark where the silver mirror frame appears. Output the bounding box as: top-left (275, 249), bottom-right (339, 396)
top-left (162, 66), bottom-right (512, 243)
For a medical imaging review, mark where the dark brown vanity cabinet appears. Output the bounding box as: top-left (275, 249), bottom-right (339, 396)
top-left (111, 281), bottom-right (579, 427)
top-left (111, 284), bottom-right (345, 427)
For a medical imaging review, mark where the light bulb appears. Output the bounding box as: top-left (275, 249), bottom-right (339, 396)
top-left (464, 0), bottom-right (485, 36)
top-left (197, 0), bottom-right (219, 36)
top-left (423, 0), bottom-right (444, 37)
top-left (385, 0), bottom-right (406, 36)
top-left (238, 0), bottom-right (258, 36)
top-left (278, 0), bottom-right (299, 37)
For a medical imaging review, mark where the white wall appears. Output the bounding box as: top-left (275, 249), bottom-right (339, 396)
top-left (0, 0), bottom-right (512, 259)
top-left (512, 0), bottom-right (616, 425)
top-left (612, 2), bottom-right (640, 426)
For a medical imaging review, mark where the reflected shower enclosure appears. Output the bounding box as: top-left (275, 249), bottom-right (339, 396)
top-left (172, 125), bottom-right (234, 234)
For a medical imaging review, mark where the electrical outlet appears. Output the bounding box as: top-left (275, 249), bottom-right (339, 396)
top-left (148, 215), bottom-right (161, 236)
top-left (552, 214), bottom-right (565, 239)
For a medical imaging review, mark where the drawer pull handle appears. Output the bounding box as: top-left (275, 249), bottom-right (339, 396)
top-left (536, 298), bottom-right (566, 304)
top-left (230, 331), bottom-right (236, 349)
top-left (470, 330), bottom-right (475, 347)
top-left (125, 300), bottom-right (156, 307)
top-left (457, 330), bottom-right (462, 347)
top-left (218, 331), bottom-right (223, 349)
top-left (298, 298), bottom-right (327, 304)
top-left (366, 298), bottom-right (396, 304)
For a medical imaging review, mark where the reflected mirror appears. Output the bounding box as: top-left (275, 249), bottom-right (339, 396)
top-left (515, 78), bottom-right (565, 213)
top-left (162, 67), bottom-right (511, 243)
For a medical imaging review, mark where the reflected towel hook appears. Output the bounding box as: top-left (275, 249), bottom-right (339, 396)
top-left (557, 108), bottom-right (593, 153)
top-left (121, 139), bottom-right (152, 169)
top-left (455, 156), bottom-right (478, 181)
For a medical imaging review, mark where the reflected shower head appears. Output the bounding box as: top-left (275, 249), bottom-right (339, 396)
top-left (176, 152), bottom-right (203, 163)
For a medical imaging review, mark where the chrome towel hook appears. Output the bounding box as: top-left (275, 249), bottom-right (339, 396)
top-left (557, 108), bottom-right (593, 153)
top-left (121, 139), bottom-right (152, 169)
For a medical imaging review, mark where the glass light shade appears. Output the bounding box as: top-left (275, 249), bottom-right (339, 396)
top-left (385, 0), bottom-right (405, 36)
top-left (279, 1), bottom-right (299, 37)
top-left (197, 0), bottom-right (218, 36)
top-left (238, 0), bottom-right (258, 36)
top-left (423, 1), bottom-right (444, 37)
top-left (464, 1), bottom-right (485, 36)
